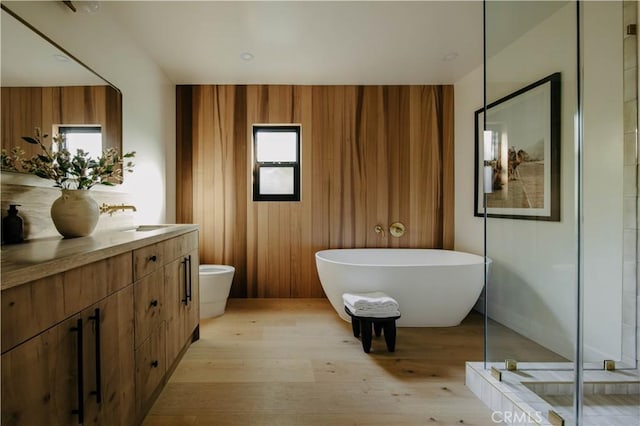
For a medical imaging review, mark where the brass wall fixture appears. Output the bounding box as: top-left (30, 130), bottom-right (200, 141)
top-left (389, 222), bottom-right (405, 237)
top-left (100, 203), bottom-right (137, 216)
top-left (504, 359), bottom-right (517, 371)
top-left (374, 224), bottom-right (385, 236)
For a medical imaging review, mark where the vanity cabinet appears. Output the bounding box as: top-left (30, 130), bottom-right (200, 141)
top-left (1, 226), bottom-right (199, 426)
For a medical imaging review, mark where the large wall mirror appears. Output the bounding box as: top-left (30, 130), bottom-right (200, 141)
top-left (1, 5), bottom-right (123, 175)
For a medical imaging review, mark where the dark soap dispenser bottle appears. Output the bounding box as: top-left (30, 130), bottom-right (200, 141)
top-left (2, 204), bottom-right (24, 244)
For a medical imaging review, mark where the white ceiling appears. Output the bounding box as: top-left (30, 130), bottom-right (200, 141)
top-left (104, 1), bottom-right (484, 85)
top-left (2, 1), bottom-right (568, 88)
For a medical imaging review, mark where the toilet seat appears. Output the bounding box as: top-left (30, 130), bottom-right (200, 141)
top-left (200, 265), bottom-right (235, 275)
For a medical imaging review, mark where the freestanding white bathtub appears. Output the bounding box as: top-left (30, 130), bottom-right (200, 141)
top-left (315, 249), bottom-right (486, 327)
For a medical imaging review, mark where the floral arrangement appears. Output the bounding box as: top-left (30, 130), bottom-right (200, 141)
top-left (1, 128), bottom-right (135, 190)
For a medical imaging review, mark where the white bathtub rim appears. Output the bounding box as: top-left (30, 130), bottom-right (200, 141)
top-left (315, 248), bottom-right (490, 268)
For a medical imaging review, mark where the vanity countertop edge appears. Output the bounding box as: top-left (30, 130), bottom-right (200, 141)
top-left (1, 224), bottom-right (199, 290)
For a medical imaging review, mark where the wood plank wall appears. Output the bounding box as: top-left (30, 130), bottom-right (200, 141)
top-left (1, 85), bottom-right (122, 156)
top-left (177, 85), bottom-right (454, 298)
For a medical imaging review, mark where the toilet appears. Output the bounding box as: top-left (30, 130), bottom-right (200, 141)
top-left (199, 265), bottom-right (235, 319)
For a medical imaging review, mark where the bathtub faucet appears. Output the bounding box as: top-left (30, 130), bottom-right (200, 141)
top-left (374, 224), bottom-right (385, 236)
top-left (389, 222), bottom-right (406, 237)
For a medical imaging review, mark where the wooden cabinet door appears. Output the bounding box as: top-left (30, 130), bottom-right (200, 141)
top-left (165, 247), bottom-right (200, 369)
top-left (1, 315), bottom-right (81, 426)
top-left (164, 256), bottom-right (187, 368)
top-left (164, 249), bottom-right (200, 366)
top-left (82, 286), bottom-right (135, 426)
top-left (184, 249), bottom-right (200, 339)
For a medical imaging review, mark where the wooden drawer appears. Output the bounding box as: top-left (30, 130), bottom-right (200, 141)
top-left (63, 252), bottom-right (133, 316)
top-left (163, 231), bottom-right (198, 263)
top-left (1, 274), bottom-right (64, 354)
top-left (134, 268), bottom-right (165, 347)
top-left (135, 322), bottom-right (166, 417)
top-left (1, 252), bottom-right (132, 353)
top-left (134, 243), bottom-right (164, 280)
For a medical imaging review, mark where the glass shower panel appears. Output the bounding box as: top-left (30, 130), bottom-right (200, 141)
top-left (484, 0), bottom-right (579, 371)
top-left (483, 1), bottom-right (639, 424)
top-left (581, 0), bottom-right (635, 371)
top-left (619, 0), bottom-right (639, 371)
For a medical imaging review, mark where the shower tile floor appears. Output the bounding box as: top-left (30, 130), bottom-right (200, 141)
top-left (541, 394), bottom-right (639, 423)
top-left (467, 362), bottom-right (640, 425)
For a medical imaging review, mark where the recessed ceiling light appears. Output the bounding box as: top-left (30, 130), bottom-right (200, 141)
top-left (53, 53), bottom-right (70, 62)
top-left (442, 51), bottom-right (459, 62)
top-left (240, 52), bottom-right (254, 61)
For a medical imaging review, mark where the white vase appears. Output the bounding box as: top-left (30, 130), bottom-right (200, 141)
top-left (50, 189), bottom-right (99, 238)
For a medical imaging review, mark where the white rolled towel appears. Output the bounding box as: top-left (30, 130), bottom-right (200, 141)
top-left (342, 291), bottom-right (399, 310)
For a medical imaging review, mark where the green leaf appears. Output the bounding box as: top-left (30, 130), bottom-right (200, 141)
top-left (21, 137), bottom-right (39, 145)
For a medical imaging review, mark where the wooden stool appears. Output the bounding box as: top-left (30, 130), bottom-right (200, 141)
top-left (345, 306), bottom-right (400, 353)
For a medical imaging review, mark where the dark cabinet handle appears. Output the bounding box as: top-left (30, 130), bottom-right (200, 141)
top-left (187, 255), bottom-right (192, 302)
top-left (151, 360), bottom-right (159, 368)
top-left (89, 308), bottom-right (102, 404)
top-left (149, 255), bottom-right (157, 262)
top-left (181, 258), bottom-right (188, 306)
top-left (70, 319), bottom-right (84, 424)
top-left (150, 299), bottom-right (159, 307)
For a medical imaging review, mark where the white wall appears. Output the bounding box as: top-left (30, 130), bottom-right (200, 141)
top-left (454, 66), bottom-right (484, 257)
top-left (4, 1), bottom-right (176, 224)
top-left (454, 2), bottom-right (624, 361)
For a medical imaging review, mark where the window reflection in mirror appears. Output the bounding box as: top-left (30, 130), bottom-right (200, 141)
top-left (0, 5), bottom-right (123, 181)
top-left (55, 126), bottom-right (103, 159)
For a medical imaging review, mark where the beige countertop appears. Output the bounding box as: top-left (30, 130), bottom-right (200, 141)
top-left (1, 224), bottom-right (199, 290)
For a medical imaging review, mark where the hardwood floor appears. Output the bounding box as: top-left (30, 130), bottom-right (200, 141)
top-left (143, 298), bottom-right (496, 425)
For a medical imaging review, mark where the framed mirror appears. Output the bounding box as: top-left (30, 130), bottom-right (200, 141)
top-left (1, 5), bottom-right (122, 176)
